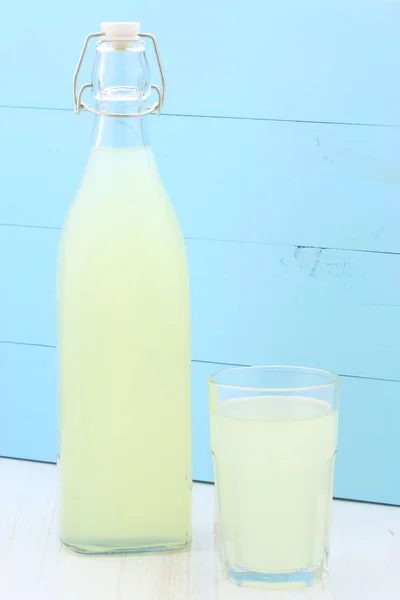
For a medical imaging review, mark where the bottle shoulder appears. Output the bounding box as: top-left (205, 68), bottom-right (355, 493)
top-left (63, 147), bottom-right (183, 237)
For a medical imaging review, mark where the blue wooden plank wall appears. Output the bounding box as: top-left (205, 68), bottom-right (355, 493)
top-left (0, 2), bottom-right (400, 505)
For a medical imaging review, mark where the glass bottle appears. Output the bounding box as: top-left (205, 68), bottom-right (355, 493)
top-left (58, 22), bottom-right (192, 554)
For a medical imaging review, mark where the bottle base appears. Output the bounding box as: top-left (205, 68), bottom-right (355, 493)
top-left (61, 537), bottom-right (192, 556)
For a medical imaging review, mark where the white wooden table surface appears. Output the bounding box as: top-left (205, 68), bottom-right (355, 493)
top-left (0, 457), bottom-right (399, 600)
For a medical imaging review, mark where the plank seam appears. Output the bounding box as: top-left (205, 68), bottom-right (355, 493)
top-left (0, 104), bottom-right (400, 129)
top-left (0, 342), bottom-right (399, 384)
top-left (1, 225), bottom-right (399, 258)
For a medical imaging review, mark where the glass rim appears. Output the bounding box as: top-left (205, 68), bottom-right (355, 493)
top-left (208, 365), bottom-right (339, 393)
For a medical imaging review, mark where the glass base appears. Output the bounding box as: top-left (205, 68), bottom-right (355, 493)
top-left (225, 563), bottom-right (326, 590)
top-left (61, 537), bottom-right (191, 556)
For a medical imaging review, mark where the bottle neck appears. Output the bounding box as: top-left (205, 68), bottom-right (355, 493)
top-left (91, 39), bottom-right (150, 149)
top-left (92, 102), bottom-right (148, 149)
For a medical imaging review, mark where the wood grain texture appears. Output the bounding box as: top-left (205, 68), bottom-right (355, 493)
top-left (0, 2), bottom-right (399, 125)
top-left (0, 458), bottom-right (399, 600)
top-left (0, 108), bottom-right (399, 253)
top-left (1, 226), bottom-right (399, 380)
top-left (188, 239), bottom-right (400, 381)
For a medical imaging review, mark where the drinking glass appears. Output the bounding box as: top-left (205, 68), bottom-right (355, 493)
top-left (209, 366), bottom-right (339, 589)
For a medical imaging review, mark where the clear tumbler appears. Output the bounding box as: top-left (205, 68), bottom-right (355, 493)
top-left (209, 366), bottom-right (339, 589)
